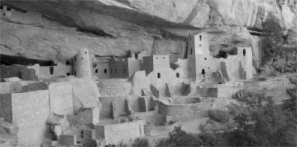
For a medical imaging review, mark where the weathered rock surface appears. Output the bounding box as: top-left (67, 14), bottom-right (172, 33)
top-left (1, 0), bottom-right (296, 68)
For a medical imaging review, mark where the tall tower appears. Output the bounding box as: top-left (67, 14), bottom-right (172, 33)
top-left (187, 32), bottom-right (210, 81)
top-left (73, 48), bottom-right (92, 78)
top-left (237, 47), bottom-right (253, 79)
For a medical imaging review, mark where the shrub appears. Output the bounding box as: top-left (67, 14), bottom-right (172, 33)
top-left (132, 138), bottom-right (149, 147)
top-left (207, 109), bottom-right (230, 123)
top-left (156, 126), bottom-right (202, 147)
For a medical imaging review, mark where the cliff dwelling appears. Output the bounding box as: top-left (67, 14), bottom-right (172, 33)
top-left (0, 1), bottom-right (296, 147)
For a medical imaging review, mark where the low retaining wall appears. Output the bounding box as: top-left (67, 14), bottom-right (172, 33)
top-left (95, 120), bottom-right (145, 145)
top-left (159, 102), bottom-right (211, 120)
top-left (144, 123), bottom-right (177, 137)
top-left (135, 112), bottom-right (165, 126)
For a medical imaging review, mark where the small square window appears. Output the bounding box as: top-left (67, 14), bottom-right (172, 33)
top-left (50, 67), bottom-right (54, 75)
top-left (95, 69), bottom-right (98, 73)
top-left (157, 73), bottom-right (161, 78)
top-left (104, 69), bottom-right (107, 73)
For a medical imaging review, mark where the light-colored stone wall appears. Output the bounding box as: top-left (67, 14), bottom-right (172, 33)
top-left (135, 113), bottom-right (165, 126)
top-left (127, 58), bottom-right (141, 77)
top-left (11, 90), bottom-right (50, 146)
top-left (144, 123), bottom-right (177, 137)
top-left (0, 82), bottom-right (21, 94)
top-left (95, 120), bottom-right (145, 145)
top-left (159, 102), bottom-right (211, 120)
top-left (152, 55), bottom-right (170, 70)
top-left (49, 82), bottom-right (73, 115)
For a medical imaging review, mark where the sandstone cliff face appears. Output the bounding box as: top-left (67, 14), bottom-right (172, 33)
top-left (0, 0), bottom-right (296, 68)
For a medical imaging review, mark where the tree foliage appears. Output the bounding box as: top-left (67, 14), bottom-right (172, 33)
top-left (260, 17), bottom-right (297, 72)
top-left (157, 88), bottom-right (297, 146)
top-left (261, 17), bottom-right (283, 66)
top-left (132, 138), bottom-right (149, 147)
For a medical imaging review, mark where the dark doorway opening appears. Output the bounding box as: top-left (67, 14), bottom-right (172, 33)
top-left (50, 67), bottom-right (54, 75)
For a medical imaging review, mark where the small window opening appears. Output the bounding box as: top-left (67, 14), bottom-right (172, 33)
top-left (191, 49), bottom-right (193, 54)
top-left (85, 52), bottom-right (87, 54)
top-left (50, 67), bottom-right (54, 75)
top-left (243, 49), bottom-right (246, 56)
top-left (200, 35), bottom-right (202, 41)
top-left (66, 61), bottom-right (70, 65)
top-left (199, 44), bottom-right (201, 47)
top-left (202, 69), bottom-right (205, 75)
top-left (157, 73), bottom-right (161, 78)
top-left (3, 13), bottom-right (5, 16)
top-left (0, 6), bottom-right (3, 9)
top-left (176, 73), bottom-right (180, 78)
top-left (204, 58), bottom-right (207, 60)
top-left (81, 58), bottom-right (83, 60)
top-left (163, 57), bottom-right (165, 59)
top-left (135, 54), bottom-right (138, 59)
top-left (66, 73), bottom-right (70, 76)
top-left (7, 7), bottom-right (11, 11)
top-left (104, 69), bottom-right (107, 73)
top-left (95, 69), bottom-right (98, 73)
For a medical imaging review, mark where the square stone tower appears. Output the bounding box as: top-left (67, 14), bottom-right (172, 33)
top-left (187, 32), bottom-right (210, 81)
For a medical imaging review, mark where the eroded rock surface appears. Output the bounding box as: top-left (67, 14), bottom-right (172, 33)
top-left (1, 0), bottom-right (296, 68)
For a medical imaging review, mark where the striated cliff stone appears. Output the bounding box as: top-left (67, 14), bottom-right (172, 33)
top-left (0, 20), bottom-right (154, 62)
top-left (0, 0), bottom-right (296, 68)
